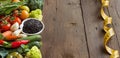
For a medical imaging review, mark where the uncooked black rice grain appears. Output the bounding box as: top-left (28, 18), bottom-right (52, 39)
top-left (23, 19), bottom-right (43, 34)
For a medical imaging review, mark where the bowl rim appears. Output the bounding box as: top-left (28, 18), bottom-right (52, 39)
top-left (20, 18), bottom-right (45, 35)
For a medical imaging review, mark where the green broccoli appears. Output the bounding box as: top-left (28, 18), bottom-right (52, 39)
top-left (29, 9), bottom-right (43, 21)
top-left (25, 46), bottom-right (42, 58)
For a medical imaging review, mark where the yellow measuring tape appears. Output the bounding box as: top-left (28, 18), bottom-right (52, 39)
top-left (101, 0), bottom-right (119, 58)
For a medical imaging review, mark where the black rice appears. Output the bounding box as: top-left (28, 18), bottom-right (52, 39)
top-left (23, 19), bottom-right (43, 34)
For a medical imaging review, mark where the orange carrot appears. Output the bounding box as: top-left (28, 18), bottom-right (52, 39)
top-left (5, 35), bottom-right (20, 41)
top-left (2, 31), bottom-right (20, 41)
top-left (2, 31), bottom-right (12, 37)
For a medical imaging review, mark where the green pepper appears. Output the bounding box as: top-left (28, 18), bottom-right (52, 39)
top-left (27, 41), bottom-right (42, 48)
top-left (6, 52), bottom-right (23, 58)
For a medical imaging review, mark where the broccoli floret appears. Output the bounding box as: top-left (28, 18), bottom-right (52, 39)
top-left (29, 9), bottom-right (43, 21)
top-left (25, 46), bottom-right (42, 58)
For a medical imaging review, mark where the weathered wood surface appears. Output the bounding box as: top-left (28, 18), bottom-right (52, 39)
top-left (41, 0), bottom-right (120, 58)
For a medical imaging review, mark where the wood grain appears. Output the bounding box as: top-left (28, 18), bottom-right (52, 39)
top-left (41, 0), bottom-right (120, 58)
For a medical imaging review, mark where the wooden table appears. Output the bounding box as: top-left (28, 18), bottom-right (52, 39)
top-left (41, 0), bottom-right (120, 58)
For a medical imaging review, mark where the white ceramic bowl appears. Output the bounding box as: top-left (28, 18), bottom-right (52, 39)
top-left (20, 18), bottom-right (45, 35)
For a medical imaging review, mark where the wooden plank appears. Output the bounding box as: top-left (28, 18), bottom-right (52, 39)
top-left (41, 0), bottom-right (89, 58)
top-left (80, 0), bottom-right (119, 58)
top-left (108, 0), bottom-right (120, 52)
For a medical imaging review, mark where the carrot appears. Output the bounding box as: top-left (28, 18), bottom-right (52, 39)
top-left (2, 31), bottom-right (20, 41)
top-left (5, 35), bottom-right (20, 41)
top-left (2, 31), bottom-right (12, 37)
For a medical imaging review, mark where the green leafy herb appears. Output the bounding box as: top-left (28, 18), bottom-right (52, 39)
top-left (0, 0), bottom-right (11, 5)
top-left (0, 1), bottom-right (26, 15)
top-left (17, 44), bottom-right (30, 54)
top-left (26, 0), bottom-right (43, 11)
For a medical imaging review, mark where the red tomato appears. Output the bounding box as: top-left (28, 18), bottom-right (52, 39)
top-left (10, 17), bottom-right (21, 24)
top-left (0, 16), bottom-right (4, 23)
top-left (0, 21), bottom-right (2, 25)
top-left (1, 23), bottom-right (11, 31)
top-left (0, 15), bottom-right (4, 19)
top-left (5, 16), bottom-right (10, 22)
top-left (0, 26), bottom-right (2, 32)
top-left (13, 10), bottom-right (19, 17)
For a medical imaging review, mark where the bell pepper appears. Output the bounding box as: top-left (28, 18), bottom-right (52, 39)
top-left (11, 40), bottom-right (29, 48)
top-left (0, 40), bottom-right (4, 45)
top-left (0, 40), bottom-right (29, 48)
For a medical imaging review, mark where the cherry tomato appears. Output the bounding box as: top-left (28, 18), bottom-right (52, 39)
top-left (5, 16), bottom-right (10, 22)
top-left (0, 15), bottom-right (4, 19)
top-left (10, 17), bottom-right (21, 24)
top-left (20, 10), bottom-right (29, 20)
top-left (1, 22), bottom-right (11, 31)
top-left (0, 16), bottom-right (4, 23)
top-left (0, 26), bottom-right (2, 32)
top-left (13, 10), bottom-right (19, 17)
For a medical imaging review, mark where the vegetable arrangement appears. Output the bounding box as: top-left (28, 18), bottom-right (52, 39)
top-left (0, 0), bottom-right (43, 58)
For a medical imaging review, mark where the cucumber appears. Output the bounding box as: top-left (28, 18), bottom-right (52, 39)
top-left (19, 35), bottom-right (41, 42)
